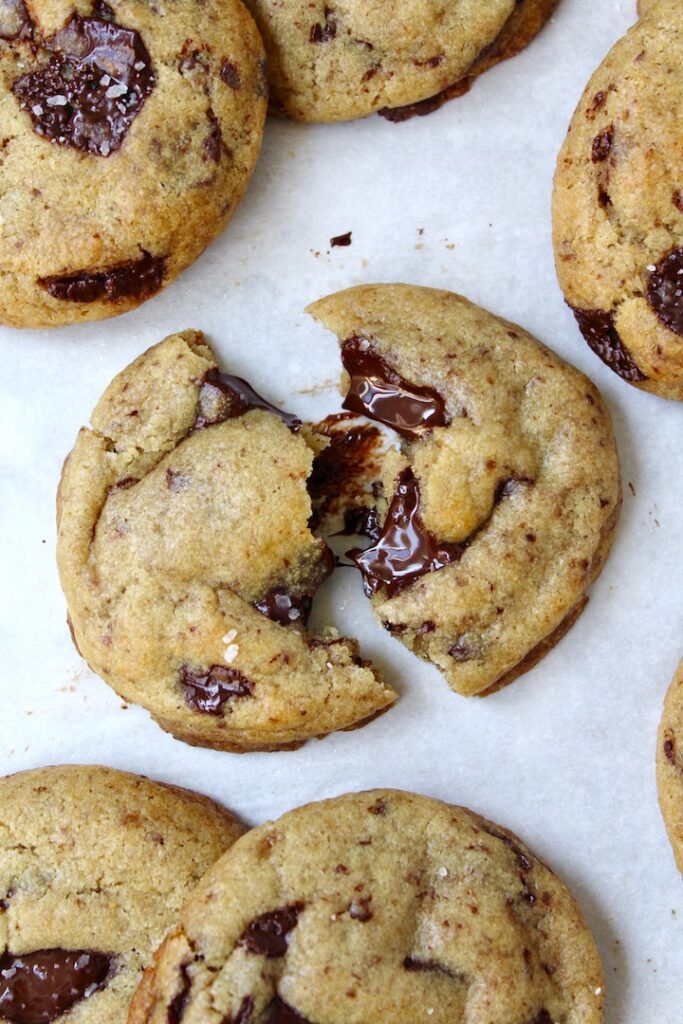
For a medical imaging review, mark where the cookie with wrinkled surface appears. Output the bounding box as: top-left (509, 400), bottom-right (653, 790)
top-left (307, 284), bottom-right (621, 697)
top-left (0, 764), bottom-right (243, 1024)
top-left (129, 789), bottom-right (605, 1024)
top-left (56, 329), bottom-right (396, 752)
top-left (0, 0), bottom-right (266, 328)
top-left (657, 659), bottom-right (683, 871)
top-left (552, 0), bottom-right (683, 399)
top-left (242, 0), bottom-right (559, 123)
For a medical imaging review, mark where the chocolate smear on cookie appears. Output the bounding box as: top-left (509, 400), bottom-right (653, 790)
top-left (348, 467), bottom-right (465, 597)
top-left (12, 14), bottom-right (154, 155)
top-left (195, 370), bottom-right (301, 432)
top-left (570, 307), bottom-right (647, 383)
top-left (40, 251), bottom-right (165, 303)
top-left (0, 949), bottom-right (112, 1024)
top-left (647, 247), bottom-right (683, 337)
top-left (341, 336), bottom-right (450, 440)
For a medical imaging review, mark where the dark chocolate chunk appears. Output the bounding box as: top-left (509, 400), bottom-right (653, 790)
top-left (12, 15), bottom-right (155, 156)
top-left (0, 949), bottom-right (112, 1024)
top-left (330, 231), bottom-right (352, 247)
top-left (240, 905), bottom-right (302, 958)
top-left (253, 589), bottom-right (313, 626)
top-left (0, 0), bottom-right (32, 40)
top-left (308, 414), bottom-right (383, 533)
top-left (263, 999), bottom-right (310, 1024)
top-left (341, 335), bottom-right (450, 440)
top-left (348, 897), bottom-right (372, 921)
top-left (664, 736), bottom-right (676, 765)
top-left (195, 369), bottom-right (301, 432)
top-left (40, 251), bottom-right (166, 304)
top-left (348, 468), bottom-right (464, 597)
top-left (180, 665), bottom-right (253, 715)
top-left (309, 7), bottom-right (336, 43)
top-left (591, 126), bottom-right (613, 163)
top-left (646, 247), bottom-right (683, 337)
top-left (167, 964), bottom-right (191, 1024)
top-left (571, 306), bottom-right (647, 383)
top-left (92, 1), bottom-right (116, 21)
top-left (204, 108), bottom-right (225, 162)
top-left (673, 190), bottom-right (683, 213)
top-left (220, 59), bottom-right (241, 89)
top-left (337, 506), bottom-right (381, 543)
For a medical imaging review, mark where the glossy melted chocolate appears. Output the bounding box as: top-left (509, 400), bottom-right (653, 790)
top-left (647, 247), bottom-right (683, 337)
top-left (341, 336), bottom-right (450, 440)
top-left (196, 370), bottom-right (301, 432)
top-left (348, 468), bottom-right (464, 597)
top-left (253, 588), bottom-right (313, 626)
top-left (240, 906), bottom-right (302, 958)
top-left (12, 15), bottom-right (154, 155)
top-left (0, 949), bottom-right (112, 1024)
top-left (41, 251), bottom-right (165, 303)
top-left (180, 664), bottom-right (253, 715)
top-left (571, 306), bottom-right (647, 383)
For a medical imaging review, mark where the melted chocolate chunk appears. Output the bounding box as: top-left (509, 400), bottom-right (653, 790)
top-left (195, 369), bottom-right (301, 432)
top-left (338, 506), bottom-right (381, 542)
top-left (309, 7), bottom-right (336, 42)
top-left (167, 965), bottom-right (191, 1024)
top-left (0, 949), bottom-right (112, 1024)
top-left (308, 415), bottom-right (383, 532)
top-left (180, 665), bottom-right (253, 715)
top-left (240, 905), bottom-right (302, 958)
top-left (204, 108), bottom-right (225, 162)
top-left (254, 588), bottom-right (313, 626)
top-left (220, 59), bottom-right (241, 89)
top-left (12, 15), bottom-right (155, 156)
top-left (571, 307), bottom-right (647, 383)
top-left (0, 0), bottom-right (32, 40)
top-left (40, 251), bottom-right (165, 303)
top-left (348, 468), bottom-right (464, 597)
top-left (341, 336), bottom-right (450, 440)
top-left (647, 247), bottom-right (683, 337)
top-left (591, 126), bottom-right (613, 163)
top-left (263, 999), bottom-right (310, 1024)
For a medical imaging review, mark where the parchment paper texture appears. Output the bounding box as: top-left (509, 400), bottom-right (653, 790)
top-left (0, 1), bottom-right (681, 1020)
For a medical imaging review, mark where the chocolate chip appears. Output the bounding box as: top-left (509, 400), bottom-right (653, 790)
top-left (220, 59), bottom-right (241, 89)
top-left (330, 232), bottom-right (352, 247)
top-left (591, 126), bottom-right (613, 163)
top-left (309, 7), bottom-right (336, 43)
top-left (240, 905), bottom-right (302, 958)
top-left (204, 108), bottom-right (225, 162)
top-left (167, 964), bottom-right (191, 1024)
top-left (368, 797), bottom-right (387, 815)
top-left (646, 247), bottom-right (683, 336)
top-left (195, 369), bottom-right (301, 432)
top-left (12, 15), bottom-right (154, 156)
top-left (664, 735), bottom-right (676, 765)
top-left (341, 336), bottom-right (450, 441)
top-left (598, 187), bottom-right (612, 209)
top-left (180, 665), bottom-right (253, 715)
top-left (0, 949), bottom-right (112, 1024)
top-left (586, 89), bottom-right (609, 119)
top-left (337, 506), bottom-right (381, 542)
top-left (263, 999), bottom-right (310, 1024)
top-left (448, 637), bottom-right (482, 662)
top-left (253, 588), bottom-right (313, 626)
top-left (348, 897), bottom-right (372, 921)
top-left (414, 54), bottom-right (445, 68)
top-left (570, 306), bottom-right (647, 382)
top-left (40, 251), bottom-right (166, 304)
top-left (348, 468), bottom-right (464, 597)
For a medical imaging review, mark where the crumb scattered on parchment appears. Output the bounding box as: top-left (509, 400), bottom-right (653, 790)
top-left (628, 481), bottom-right (636, 496)
top-left (296, 379), bottom-right (338, 396)
top-left (330, 231), bottom-right (352, 247)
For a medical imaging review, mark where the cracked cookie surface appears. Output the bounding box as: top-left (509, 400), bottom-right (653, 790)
top-left (241, 0), bottom-right (559, 122)
top-left (552, 0), bottom-right (683, 399)
top-left (56, 330), bottom-right (396, 752)
top-left (128, 789), bottom-right (604, 1024)
top-left (657, 659), bottom-right (683, 872)
top-left (308, 284), bottom-right (621, 697)
top-left (0, 0), bottom-right (266, 328)
top-left (0, 764), bottom-right (244, 1024)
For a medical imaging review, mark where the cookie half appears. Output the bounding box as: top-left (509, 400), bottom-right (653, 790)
top-left (0, 764), bottom-right (243, 1024)
top-left (552, 0), bottom-right (683, 399)
top-left (129, 789), bottom-right (605, 1024)
top-left (0, 0), bottom-right (266, 328)
top-left (242, 0), bottom-right (559, 123)
top-left (308, 284), bottom-right (621, 697)
top-left (657, 659), bottom-right (683, 871)
top-left (56, 330), bottom-right (396, 752)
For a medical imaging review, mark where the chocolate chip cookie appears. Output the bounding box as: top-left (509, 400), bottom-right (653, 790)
top-left (129, 789), bottom-right (605, 1024)
top-left (56, 330), bottom-right (396, 752)
top-left (307, 284), bottom-right (621, 697)
top-left (657, 659), bottom-right (683, 871)
top-left (242, 0), bottom-right (559, 123)
top-left (0, 0), bottom-right (266, 328)
top-left (0, 764), bottom-right (243, 1024)
top-left (552, 0), bottom-right (683, 399)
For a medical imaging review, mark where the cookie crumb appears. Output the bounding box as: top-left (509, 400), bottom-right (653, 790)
top-left (331, 232), bottom-right (352, 247)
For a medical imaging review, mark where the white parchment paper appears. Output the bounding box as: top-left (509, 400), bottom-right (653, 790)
top-left (1, 0), bottom-right (682, 1019)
